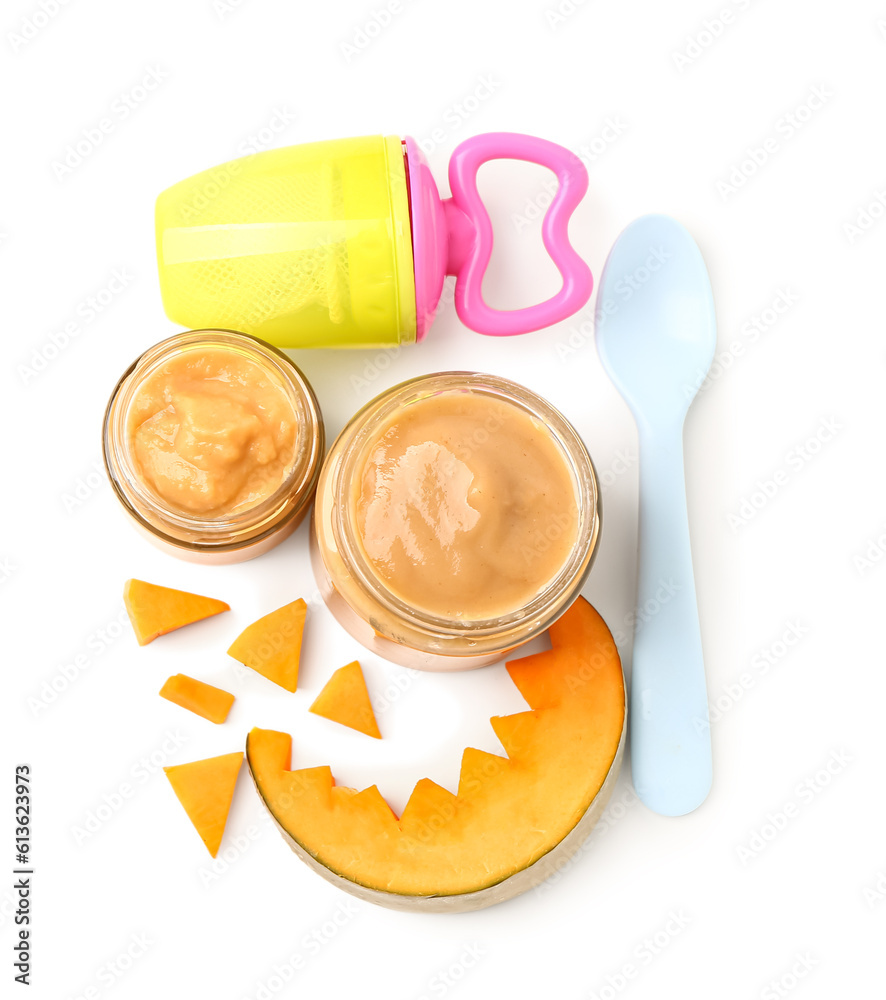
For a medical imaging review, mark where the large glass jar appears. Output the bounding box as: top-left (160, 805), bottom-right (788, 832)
top-left (312, 372), bottom-right (600, 670)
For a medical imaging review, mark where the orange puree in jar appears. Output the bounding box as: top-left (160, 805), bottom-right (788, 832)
top-left (128, 348), bottom-right (297, 516)
top-left (352, 392), bottom-right (579, 620)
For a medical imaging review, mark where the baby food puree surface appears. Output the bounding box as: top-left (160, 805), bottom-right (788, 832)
top-left (128, 348), bottom-right (297, 516)
top-left (352, 392), bottom-right (579, 620)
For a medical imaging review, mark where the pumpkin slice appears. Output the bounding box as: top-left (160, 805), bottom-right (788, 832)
top-left (123, 579), bottom-right (229, 646)
top-left (309, 661), bottom-right (381, 739)
top-left (164, 752), bottom-right (243, 857)
top-left (159, 674), bottom-right (235, 724)
top-left (247, 597), bottom-right (625, 912)
top-left (227, 599), bottom-right (307, 692)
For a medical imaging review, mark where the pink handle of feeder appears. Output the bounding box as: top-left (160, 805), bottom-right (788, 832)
top-left (444, 132), bottom-right (592, 336)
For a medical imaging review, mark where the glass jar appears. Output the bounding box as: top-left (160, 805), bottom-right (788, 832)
top-left (311, 371), bottom-right (600, 670)
top-left (103, 329), bottom-right (324, 563)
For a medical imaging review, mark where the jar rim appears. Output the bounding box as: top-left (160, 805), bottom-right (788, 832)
top-left (103, 329), bottom-right (324, 553)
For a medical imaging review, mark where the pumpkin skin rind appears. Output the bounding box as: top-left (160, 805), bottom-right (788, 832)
top-left (246, 597), bottom-right (626, 911)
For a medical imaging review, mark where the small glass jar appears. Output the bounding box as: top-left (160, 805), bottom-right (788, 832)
top-left (311, 372), bottom-right (600, 670)
top-left (103, 329), bottom-right (324, 564)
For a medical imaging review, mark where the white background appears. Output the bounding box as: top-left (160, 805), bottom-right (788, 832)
top-left (3, 0), bottom-right (885, 997)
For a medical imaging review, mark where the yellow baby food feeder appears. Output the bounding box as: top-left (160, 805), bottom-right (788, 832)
top-left (156, 133), bottom-right (592, 348)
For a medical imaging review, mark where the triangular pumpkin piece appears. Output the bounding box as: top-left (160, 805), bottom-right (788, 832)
top-left (399, 778), bottom-right (458, 844)
top-left (490, 710), bottom-right (539, 762)
top-left (123, 579), bottom-right (229, 646)
top-left (275, 766), bottom-right (334, 812)
top-left (227, 599), bottom-right (307, 692)
top-left (164, 752), bottom-right (243, 857)
top-left (347, 785), bottom-right (398, 829)
top-left (505, 649), bottom-right (565, 709)
top-left (457, 747), bottom-right (510, 799)
top-left (309, 661), bottom-right (381, 738)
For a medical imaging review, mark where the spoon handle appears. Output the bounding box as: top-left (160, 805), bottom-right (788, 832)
top-left (631, 425), bottom-right (712, 816)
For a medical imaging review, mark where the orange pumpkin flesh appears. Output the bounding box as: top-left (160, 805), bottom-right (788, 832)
top-left (227, 599), bottom-right (307, 692)
top-left (159, 674), bottom-right (235, 724)
top-left (164, 752), bottom-right (243, 857)
top-left (123, 579), bottom-right (229, 646)
top-left (309, 661), bottom-right (381, 738)
top-left (247, 597), bottom-right (625, 910)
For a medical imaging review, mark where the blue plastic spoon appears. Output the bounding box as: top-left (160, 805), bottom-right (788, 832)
top-left (594, 214), bottom-right (715, 816)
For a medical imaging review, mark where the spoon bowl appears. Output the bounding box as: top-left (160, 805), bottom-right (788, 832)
top-left (596, 215), bottom-right (716, 425)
